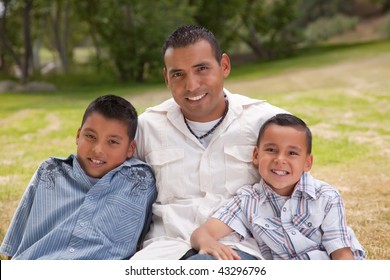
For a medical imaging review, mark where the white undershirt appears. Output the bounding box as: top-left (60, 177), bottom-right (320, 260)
top-left (185, 118), bottom-right (221, 148)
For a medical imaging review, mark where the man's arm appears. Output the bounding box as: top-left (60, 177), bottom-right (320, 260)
top-left (191, 218), bottom-right (240, 260)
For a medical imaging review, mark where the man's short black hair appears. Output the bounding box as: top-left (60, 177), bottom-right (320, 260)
top-left (162, 25), bottom-right (222, 64)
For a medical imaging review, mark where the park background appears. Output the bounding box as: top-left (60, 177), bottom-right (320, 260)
top-left (0, 0), bottom-right (389, 259)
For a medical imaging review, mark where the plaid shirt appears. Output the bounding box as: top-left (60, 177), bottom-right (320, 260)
top-left (213, 172), bottom-right (365, 259)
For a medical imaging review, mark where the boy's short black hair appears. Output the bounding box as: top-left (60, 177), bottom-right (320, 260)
top-left (81, 95), bottom-right (138, 140)
top-left (257, 113), bottom-right (312, 154)
top-left (162, 25), bottom-right (222, 64)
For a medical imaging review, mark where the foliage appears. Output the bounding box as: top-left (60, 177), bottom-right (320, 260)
top-left (74, 0), bottom-right (195, 82)
top-left (190, 0), bottom-right (244, 51)
top-left (1, 40), bottom-right (389, 259)
top-left (237, 0), bottom-right (301, 59)
top-left (304, 14), bottom-right (359, 44)
top-left (381, 12), bottom-right (390, 37)
top-left (1, 0), bottom-right (390, 82)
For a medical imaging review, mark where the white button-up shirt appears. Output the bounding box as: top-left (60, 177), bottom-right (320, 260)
top-left (133, 89), bottom-right (287, 259)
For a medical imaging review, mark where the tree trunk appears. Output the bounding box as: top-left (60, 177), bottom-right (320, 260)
top-left (22, 0), bottom-right (34, 84)
top-left (51, 0), bottom-right (71, 73)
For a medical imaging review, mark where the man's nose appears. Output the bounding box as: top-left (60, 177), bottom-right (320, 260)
top-left (185, 72), bottom-right (200, 92)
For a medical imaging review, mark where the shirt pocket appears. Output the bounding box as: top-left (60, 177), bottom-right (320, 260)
top-left (224, 145), bottom-right (258, 194)
top-left (292, 213), bottom-right (324, 239)
top-left (145, 148), bottom-right (184, 202)
top-left (97, 196), bottom-right (144, 243)
top-left (252, 216), bottom-right (279, 232)
top-left (251, 216), bottom-right (286, 250)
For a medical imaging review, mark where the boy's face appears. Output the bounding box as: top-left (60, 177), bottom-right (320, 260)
top-left (76, 112), bottom-right (135, 178)
top-left (253, 124), bottom-right (313, 196)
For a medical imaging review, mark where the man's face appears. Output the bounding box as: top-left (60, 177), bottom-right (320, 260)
top-left (163, 40), bottom-right (231, 122)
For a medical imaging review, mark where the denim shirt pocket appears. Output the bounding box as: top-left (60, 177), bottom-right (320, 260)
top-left (97, 196), bottom-right (144, 243)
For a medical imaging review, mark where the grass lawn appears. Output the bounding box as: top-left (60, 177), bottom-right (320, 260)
top-left (0, 40), bottom-right (389, 259)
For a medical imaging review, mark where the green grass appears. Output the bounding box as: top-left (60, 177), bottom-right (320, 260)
top-left (1, 40), bottom-right (389, 259)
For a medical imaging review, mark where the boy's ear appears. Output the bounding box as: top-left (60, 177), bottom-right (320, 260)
top-left (252, 146), bottom-right (259, 167)
top-left (304, 154), bottom-right (314, 172)
top-left (76, 128), bottom-right (81, 145)
top-left (127, 140), bottom-right (137, 158)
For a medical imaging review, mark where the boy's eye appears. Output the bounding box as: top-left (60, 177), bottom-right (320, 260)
top-left (265, 148), bottom-right (275, 153)
top-left (85, 134), bottom-right (95, 140)
top-left (289, 151), bottom-right (299, 156)
top-left (108, 139), bottom-right (119, 145)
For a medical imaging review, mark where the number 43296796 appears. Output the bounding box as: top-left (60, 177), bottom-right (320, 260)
top-left (217, 266), bottom-right (266, 276)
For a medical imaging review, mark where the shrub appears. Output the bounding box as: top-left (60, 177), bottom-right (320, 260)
top-left (304, 14), bottom-right (359, 44)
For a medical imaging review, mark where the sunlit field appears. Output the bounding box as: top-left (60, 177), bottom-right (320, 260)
top-left (1, 40), bottom-right (389, 259)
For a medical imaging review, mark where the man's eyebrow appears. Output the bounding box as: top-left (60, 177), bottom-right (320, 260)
top-left (168, 62), bottom-right (210, 75)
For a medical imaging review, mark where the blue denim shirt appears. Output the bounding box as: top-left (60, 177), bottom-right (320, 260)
top-left (0, 155), bottom-right (157, 259)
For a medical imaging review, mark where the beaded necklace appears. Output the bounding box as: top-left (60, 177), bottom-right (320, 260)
top-left (183, 99), bottom-right (229, 140)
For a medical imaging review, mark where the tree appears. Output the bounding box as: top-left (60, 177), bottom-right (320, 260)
top-left (190, 0), bottom-right (245, 51)
top-left (75, 0), bottom-right (195, 82)
top-left (0, 0), bottom-right (34, 83)
top-left (238, 0), bottom-right (301, 59)
top-left (21, 0), bottom-right (34, 83)
top-left (49, 0), bottom-right (72, 73)
top-left (0, 0), bottom-right (22, 76)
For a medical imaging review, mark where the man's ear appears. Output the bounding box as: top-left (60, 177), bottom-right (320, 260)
top-left (221, 53), bottom-right (231, 78)
top-left (252, 146), bottom-right (259, 167)
top-left (163, 67), bottom-right (169, 86)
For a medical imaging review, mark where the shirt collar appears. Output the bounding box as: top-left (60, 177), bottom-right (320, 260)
top-left (50, 155), bottom-right (149, 180)
top-left (294, 172), bottom-right (318, 199)
top-left (257, 172), bottom-right (317, 200)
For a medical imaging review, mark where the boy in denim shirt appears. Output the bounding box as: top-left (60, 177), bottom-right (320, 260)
top-left (0, 95), bottom-right (157, 259)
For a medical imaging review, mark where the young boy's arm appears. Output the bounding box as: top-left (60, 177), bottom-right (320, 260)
top-left (330, 247), bottom-right (354, 260)
top-left (190, 218), bottom-right (240, 260)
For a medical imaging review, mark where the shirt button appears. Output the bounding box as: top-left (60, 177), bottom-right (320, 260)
top-left (291, 231), bottom-right (296, 235)
top-left (283, 207), bottom-right (287, 212)
top-left (80, 222), bottom-right (85, 227)
top-left (265, 224), bottom-right (270, 228)
top-left (307, 222), bottom-right (312, 227)
top-left (69, 247), bottom-right (75, 253)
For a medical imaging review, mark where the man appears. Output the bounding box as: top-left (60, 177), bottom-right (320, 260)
top-left (133, 25), bottom-right (287, 259)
